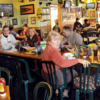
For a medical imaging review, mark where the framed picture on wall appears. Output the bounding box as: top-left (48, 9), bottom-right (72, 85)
top-left (75, 8), bottom-right (81, 18)
top-left (0, 21), bottom-right (3, 28)
top-left (29, 0), bottom-right (35, 1)
top-left (67, 15), bottom-right (75, 20)
top-left (58, 0), bottom-right (62, 4)
top-left (5, 20), bottom-right (11, 26)
top-left (31, 17), bottom-right (36, 24)
top-left (62, 8), bottom-right (67, 16)
top-left (82, 7), bottom-right (88, 17)
top-left (21, 17), bottom-right (28, 24)
top-left (12, 18), bottom-right (18, 25)
top-left (18, 0), bottom-right (24, 2)
top-left (70, 8), bottom-right (75, 13)
top-left (90, 11), bottom-right (95, 17)
top-left (20, 4), bottom-right (35, 15)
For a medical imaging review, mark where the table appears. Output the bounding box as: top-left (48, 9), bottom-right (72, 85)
top-left (83, 37), bottom-right (98, 42)
top-left (0, 86), bottom-right (10, 100)
top-left (0, 48), bottom-right (100, 64)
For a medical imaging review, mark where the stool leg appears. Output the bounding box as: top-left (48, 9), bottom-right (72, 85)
top-left (75, 90), bottom-right (79, 100)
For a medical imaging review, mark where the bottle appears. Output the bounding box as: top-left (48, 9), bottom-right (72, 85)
top-left (23, 31), bottom-right (25, 36)
top-left (0, 78), bottom-right (6, 96)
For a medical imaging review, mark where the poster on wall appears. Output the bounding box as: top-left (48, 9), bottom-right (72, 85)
top-left (21, 17), bottom-right (28, 24)
top-left (62, 8), bottom-right (67, 16)
top-left (67, 15), bottom-right (75, 20)
top-left (70, 8), bottom-right (75, 13)
top-left (37, 8), bottom-right (42, 20)
top-left (90, 11), bottom-right (95, 17)
top-left (82, 7), bottom-right (88, 17)
top-left (5, 20), bottom-right (10, 26)
top-left (0, 21), bottom-right (3, 28)
top-left (75, 8), bottom-right (81, 18)
top-left (20, 4), bottom-right (35, 15)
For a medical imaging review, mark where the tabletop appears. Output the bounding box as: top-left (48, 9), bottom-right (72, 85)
top-left (0, 86), bottom-right (10, 100)
top-left (0, 47), bottom-right (100, 64)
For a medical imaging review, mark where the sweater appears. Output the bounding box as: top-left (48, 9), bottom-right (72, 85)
top-left (42, 45), bottom-right (78, 73)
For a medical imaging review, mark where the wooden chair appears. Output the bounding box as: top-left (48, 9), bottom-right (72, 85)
top-left (41, 61), bottom-right (74, 100)
top-left (33, 82), bottom-right (52, 100)
top-left (74, 63), bottom-right (100, 100)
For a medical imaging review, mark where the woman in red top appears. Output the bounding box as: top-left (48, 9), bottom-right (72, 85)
top-left (21, 28), bottom-right (40, 47)
top-left (42, 31), bottom-right (90, 97)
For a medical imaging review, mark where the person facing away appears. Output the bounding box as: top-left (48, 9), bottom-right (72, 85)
top-left (21, 28), bottom-right (40, 47)
top-left (20, 24), bottom-right (28, 36)
top-left (1, 25), bottom-right (16, 50)
top-left (73, 18), bottom-right (83, 31)
top-left (9, 25), bottom-right (19, 38)
top-left (42, 30), bottom-right (90, 97)
top-left (62, 25), bottom-right (83, 49)
top-left (83, 19), bottom-right (89, 28)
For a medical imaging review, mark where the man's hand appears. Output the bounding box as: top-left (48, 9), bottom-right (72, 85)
top-left (64, 42), bottom-right (72, 49)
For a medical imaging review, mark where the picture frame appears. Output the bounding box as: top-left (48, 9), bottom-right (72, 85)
top-left (75, 8), bottom-right (81, 18)
top-left (39, 0), bottom-right (47, 1)
top-left (90, 11), bottom-right (95, 17)
top-left (62, 8), bottom-right (67, 16)
top-left (29, 0), bottom-right (35, 1)
top-left (20, 4), bottom-right (35, 15)
top-left (5, 20), bottom-right (11, 26)
top-left (21, 17), bottom-right (28, 24)
top-left (58, 0), bottom-right (62, 4)
top-left (70, 8), bottom-right (75, 13)
top-left (18, 0), bottom-right (24, 2)
top-left (12, 18), bottom-right (18, 25)
top-left (82, 7), bottom-right (88, 17)
top-left (67, 15), bottom-right (75, 20)
top-left (31, 17), bottom-right (36, 24)
top-left (0, 21), bottom-right (3, 28)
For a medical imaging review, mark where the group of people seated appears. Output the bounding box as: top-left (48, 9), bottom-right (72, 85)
top-left (0, 24), bottom-right (40, 50)
top-left (73, 18), bottom-right (95, 35)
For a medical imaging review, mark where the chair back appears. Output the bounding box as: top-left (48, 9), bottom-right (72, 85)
top-left (10, 57), bottom-right (33, 83)
top-left (41, 61), bottom-right (69, 89)
top-left (78, 63), bottom-right (100, 93)
top-left (33, 82), bottom-right (52, 100)
top-left (0, 55), bottom-right (33, 83)
top-left (0, 67), bottom-right (10, 85)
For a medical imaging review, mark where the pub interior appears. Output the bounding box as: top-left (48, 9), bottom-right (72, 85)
top-left (0, 0), bottom-right (100, 100)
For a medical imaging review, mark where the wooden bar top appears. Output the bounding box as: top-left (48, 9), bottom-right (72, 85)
top-left (0, 86), bottom-right (10, 100)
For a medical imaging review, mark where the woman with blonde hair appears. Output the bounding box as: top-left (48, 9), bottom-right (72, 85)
top-left (42, 30), bottom-right (90, 97)
top-left (21, 28), bottom-right (40, 46)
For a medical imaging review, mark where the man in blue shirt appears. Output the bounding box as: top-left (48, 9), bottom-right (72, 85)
top-left (9, 25), bottom-right (19, 38)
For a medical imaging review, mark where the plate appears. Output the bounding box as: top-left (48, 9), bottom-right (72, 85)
top-left (63, 53), bottom-right (74, 57)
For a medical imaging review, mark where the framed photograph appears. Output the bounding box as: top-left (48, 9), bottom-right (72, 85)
top-left (70, 8), bottom-right (75, 13)
top-left (75, 8), bottom-right (81, 18)
top-left (62, 8), bottom-right (67, 16)
top-left (18, 0), bottom-right (24, 2)
top-left (31, 17), bottom-right (36, 24)
top-left (29, 0), bottom-right (35, 1)
top-left (5, 20), bottom-right (11, 26)
top-left (58, 0), bottom-right (62, 4)
top-left (20, 4), bottom-right (35, 15)
top-left (82, 7), bottom-right (88, 17)
top-left (42, 8), bottom-right (47, 14)
top-left (67, 15), bottom-right (75, 20)
top-left (62, 16), bottom-right (67, 22)
top-left (90, 11), bottom-right (95, 17)
top-left (21, 17), bottom-right (28, 24)
top-left (0, 21), bottom-right (3, 28)
top-left (12, 18), bottom-right (18, 25)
